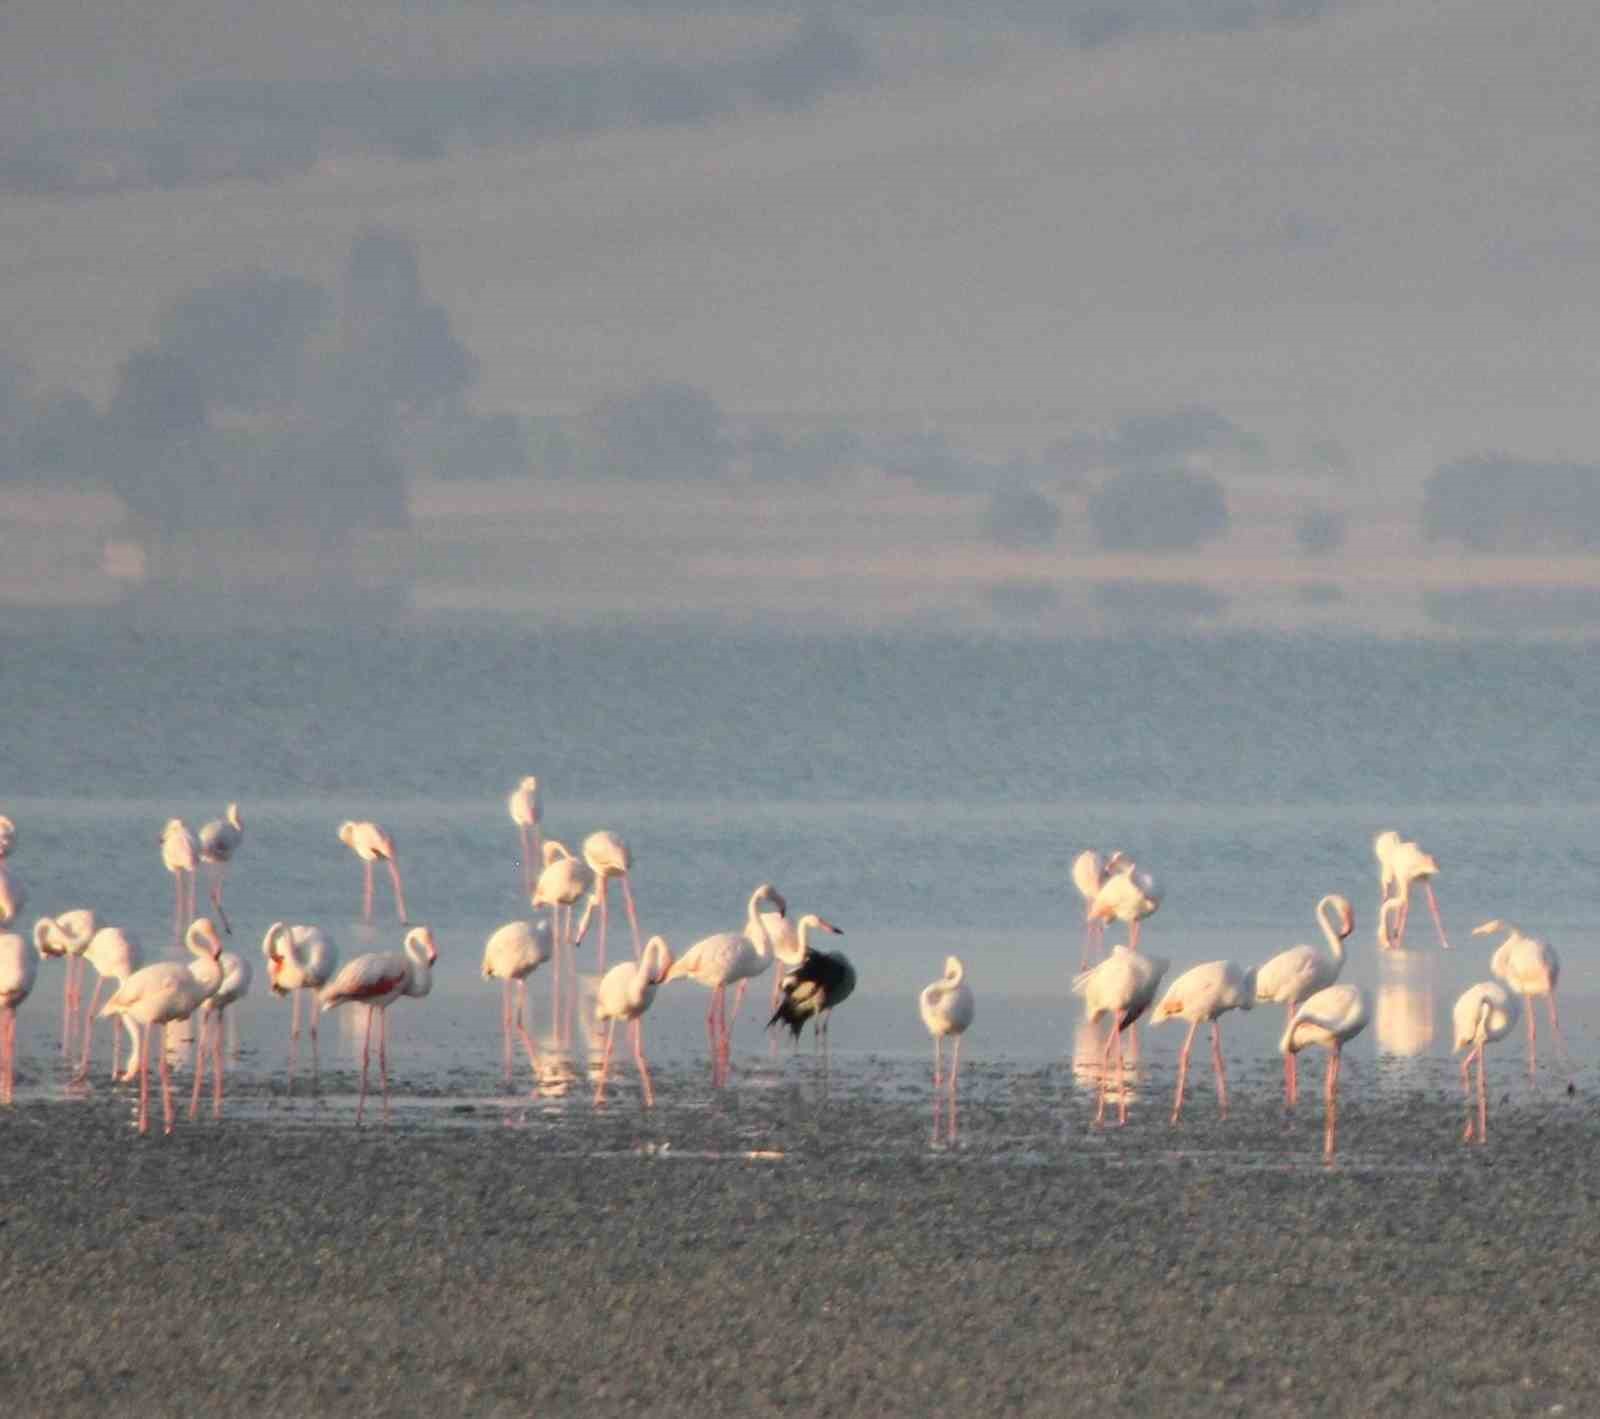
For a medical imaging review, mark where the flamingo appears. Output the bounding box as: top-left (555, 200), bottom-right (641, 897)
top-left (0, 930), bottom-right (38, 1105)
top-left (197, 803), bottom-right (243, 934)
top-left (1452, 980), bottom-right (1520, 1144)
top-left (0, 863), bottom-right (24, 928)
top-left (190, 948), bottom-right (252, 1120)
top-left (73, 924), bottom-right (143, 1082)
top-left (160, 819), bottom-right (198, 945)
top-left (0, 814), bottom-right (15, 858)
top-left (262, 921), bottom-right (339, 1090)
top-left (508, 776), bottom-right (542, 897)
top-left (33, 909), bottom-right (96, 1054)
top-left (1152, 959), bottom-right (1256, 1123)
top-left (1255, 893), bottom-right (1356, 1108)
top-left (338, 820), bottom-right (408, 925)
top-left (593, 935), bottom-right (674, 1107)
top-left (1072, 943), bottom-right (1170, 1125)
top-left (1373, 830), bottom-right (1450, 951)
top-left (1086, 859), bottom-right (1160, 952)
top-left (531, 841), bottom-right (593, 1049)
top-left (481, 918), bottom-right (553, 1088)
top-left (100, 917), bottom-right (224, 1135)
top-left (581, 830), bottom-right (642, 973)
top-left (1281, 983), bottom-right (1370, 1161)
top-left (1474, 919), bottom-right (1567, 1080)
top-left (920, 955), bottom-right (975, 1144)
top-left (318, 925), bottom-right (438, 1124)
top-left (661, 883), bottom-right (787, 1085)
top-left (768, 918), bottom-right (852, 1061)
top-left (1071, 849), bottom-right (1128, 967)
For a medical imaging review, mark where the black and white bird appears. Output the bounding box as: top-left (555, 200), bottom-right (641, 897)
top-left (768, 918), bottom-right (850, 1054)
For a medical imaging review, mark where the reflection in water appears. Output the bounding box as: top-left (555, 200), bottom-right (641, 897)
top-left (1376, 951), bottom-right (1437, 1059)
top-left (1070, 1015), bottom-right (1144, 1114)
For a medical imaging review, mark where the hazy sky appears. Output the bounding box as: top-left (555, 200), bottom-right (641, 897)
top-left (4, 0), bottom-right (1599, 488)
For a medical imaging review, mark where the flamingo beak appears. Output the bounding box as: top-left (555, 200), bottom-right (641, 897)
top-left (819, 919), bottom-right (842, 935)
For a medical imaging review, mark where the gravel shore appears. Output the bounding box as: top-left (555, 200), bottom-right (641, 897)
top-left (4, 1060), bottom-right (1599, 1418)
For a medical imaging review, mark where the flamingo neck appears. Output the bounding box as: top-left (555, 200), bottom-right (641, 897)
top-left (1317, 897), bottom-right (1347, 964)
top-left (745, 891), bottom-right (776, 960)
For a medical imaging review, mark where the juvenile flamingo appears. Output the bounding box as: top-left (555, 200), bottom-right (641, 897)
top-left (920, 955), bottom-right (975, 1143)
top-left (197, 803), bottom-right (243, 934)
top-left (318, 925), bottom-right (438, 1124)
top-left (338, 820), bottom-right (408, 925)
top-left (0, 931), bottom-right (38, 1104)
top-left (262, 921), bottom-right (339, 1090)
top-left (593, 935), bottom-right (674, 1107)
top-left (508, 776), bottom-right (542, 897)
top-left (1475, 919), bottom-right (1567, 1081)
top-left (190, 948), bottom-right (252, 1120)
top-left (1281, 983), bottom-right (1370, 1161)
top-left (1452, 980), bottom-right (1520, 1144)
top-left (1072, 943), bottom-right (1170, 1126)
top-left (1152, 959), bottom-right (1256, 1123)
top-left (1255, 894), bottom-right (1355, 1108)
top-left (100, 917), bottom-right (224, 1135)
top-left (481, 918), bottom-right (553, 1088)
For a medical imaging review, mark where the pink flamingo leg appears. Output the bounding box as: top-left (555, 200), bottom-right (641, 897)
top-left (2, 1008), bottom-right (13, 1104)
top-left (706, 986), bottom-right (724, 1086)
top-left (632, 1018), bottom-right (655, 1108)
top-left (160, 1022), bottom-right (176, 1135)
top-left (1459, 1049), bottom-right (1475, 1142)
top-left (513, 981), bottom-right (541, 1090)
top-left (362, 862), bottom-right (375, 924)
top-left (1526, 995), bottom-right (1538, 1080)
top-left (379, 1006), bottom-right (392, 1122)
top-left (932, 1034), bottom-right (943, 1090)
top-left (1476, 1045), bottom-right (1488, 1144)
top-left (212, 1008), bottom-right (226, 1118)
top-left (520, 826), bottom-right (535, 898)
top-left (386, 859), bottom-right (408, 925)
top-left (1171, 1019), bottom-right (1199, 1124)
top-left (1323, 1049), bottom-right (1341, 1161)
top-left (949, 1036), bottom-right (962, 1143)
top-left (356, 1005), bottom-right (375, 1125)
top-left (287, 988), bottom-right (301, 1095)
top-left (596, 888), bottom-right (609, 978)
top-left (500, 979), bottom-right (514, 1085)
top-left (77, 978), bottom-right (105, 1080)
top-left (1422, 883), bottom-right (1450, 950)
top-left (1211, 1020), bottom-right (1230, 1118)
top-left (1094, 1015), bottom-right (1119, 1126)
top-left (308, 990), bottom-right (321, 1088)
top-left (620, 878), bottom-right (643, 961)
top-left (1546, 993), bottom-right (1571, 1071)
top-left (190, 1012), bottom-right (208, 1120)
top-left (137, 1023), bottom-right (153, 1134)
top-left (593, 1018), bottom-right (617, 1105)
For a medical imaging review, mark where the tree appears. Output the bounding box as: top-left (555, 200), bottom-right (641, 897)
top-left (981, 487), bottom-right (1061, 550)
top-left (581, 382), bottom-right (728, 481)
top-left (1087, 467), bottom-right (1229, 552)
top-left (1421, 456), bottom-right (1600, 553)
top-left (108, 348), bottom-right (208, 440)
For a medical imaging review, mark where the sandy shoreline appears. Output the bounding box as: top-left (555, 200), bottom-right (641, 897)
top-left (5, 1061), bottom-right (1600, 1419)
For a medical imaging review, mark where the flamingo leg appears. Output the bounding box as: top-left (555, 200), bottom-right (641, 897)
top-left (513, 980), bottom-right (541, 1090)
top-left (1211, 1020), bottom-right (1230, 1118)
top-left (949, 1036), bottom-right (962, 1143)
top-left (160, 1022), bottom-right (176, 1135)
top-left (1459, 1049), bottom-right (1475, 1142)
top-left (619, 877), bottom-right (643, 961)
top-left (138, 1023), bottom-right (152, 1135)
top-left (386, 859), bottom-right (408, 924)
top-left (190, 1011), bottom-right (208, 1120)
top-left (1476, 1045), bottom-right (1489, 1144)
top-left (593, 1019), bottom-right (617, 1106)
top-left (362, 862), bottom-right (374, 924)
top-left (1422, 882), bottom-right (1449, 950)
top-left (287, 988), bottom-right (301, 1096)
top-left (1171, 1019), bottom-right (1200, 1124)
top-left (519, 825), bottom-right (534, 898)
top-left (1128, 920), bottom-right (1141, 952)
top-left (933, 1034), bottom-right (943, 1090)
top-left (356, 1005), bottom-right (374, 1125)
top-left (1526, 994), bottom-right (1538, 1081)
top-left (1323, 1048), bottom-right (1341, 1161)
top-left (308, 989), bottom-right (321, 1089)
top-left (500, 978), bottom-right (514, 1085)
top-left (631, 1018), bottom-right (655, 1108)
top-left (1545, 992), bottom-right (1572, 1071)
top-left (1, 1007), bottom-right (12, 1105)
top-left (208, 867), bottom-right (232, 936)
top-left (596, 887), bottom-right (609, 978)
top-left (706, 986), bottom-right (724, 1086)
top-left (379, 1006), bottom-right (392, 1122)
top-left (213, 1006), bottom-right (226, 1118)
top-left (1094, 1017), bottom-right (1119, 1126)
top-left (77, 978), bottom-right (105, 1080)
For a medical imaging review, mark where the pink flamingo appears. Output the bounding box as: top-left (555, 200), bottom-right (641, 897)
top-left (262, 921), bottom-right (339, 1092)
top-left (197, 803), bottom-right (243, 934)
top-left (0, 930), bottom-right (38, 1104)
top-left (338, 820), bottom-right (408, 925)
top-left (593, 936), bottom-right (674, 1107)
top-left (508, 777), bottom-right (542, 897)
top-left (481, 918), bottom-right (553, 1088)
top-left (1152, 959), bottom-right (1256, 1123)
top-left (74, 925), bottom-right (143, 1082)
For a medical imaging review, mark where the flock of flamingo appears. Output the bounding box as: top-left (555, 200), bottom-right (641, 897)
top-left (0, 791), bottom-right (1569, 1156)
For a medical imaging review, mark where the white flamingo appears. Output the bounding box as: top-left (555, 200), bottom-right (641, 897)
top-left (593, 935), bottom-right (674, 1108)
top-left (100, 917), bottom-right (225, 1135)
top-left (197, 803), bottom-right (243, 934)
top-left (1152, 959), bottom-right (1256, 1123)
top-left (581, 830), bottom-right (642, 973)
top-left (262, 921), bottom-right (339, 1090)
top-left (318, 925), bottom-right (438, 1124)
top-left (1071, 943), bottom-right (1169, 1126)
top-left (1281, 983), bottom-right (1370, 1161)
top-left (160, 819), bottom-right (198, 944)
top-left (73, 925), bottom-right (144, 1082)
top-left (190, 949), bottom-right (252, 1120)
top-left (531, 841), bottom-right (593, 1050)
top-left (508, 776), bottom-right (542, 897)
top-left (1475, 919), bottom-right (1567, 1080)
top-left (1255, 893), bottom-right (1355, 1108)
top-left (920, 955), bottom-right (975, 1144)
top-left (1374, 830), bottom-right (1450, 950)
top-left (33, 909), bottom-right (96, 1055)
top-left (1085, 860), bottom-right (1160, 951)
top-left (661, 883), bottom-right (787, 1086)
top-left (0, 862), bottom-right (25, 931)
top-left (1452, 980), bottom-right (1520, 1144)
top-left (0, 930), bottom-right (38, 1105)
top-left (338, 820), bottom-right (408, 924)
top-left (1071, 849), bottom-right (1128, 966)
top-left (481, 918), bottom-right (553, 1088)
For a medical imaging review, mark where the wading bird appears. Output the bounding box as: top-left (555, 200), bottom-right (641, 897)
top-left (1072, 943), bottom-right (1170, 1126)
top-left (262, 922), bottom-right (339, 1090)
top-left (481, 917), bottom-right (553, 1088)
top-left (581, 829), bottom-right (642, 973)
top-left (508, 776), bottom-right (542, 897)
top-left (531, 841), bottom-right (593, 1049)
top-left (768, 917), bottom-right (852, 1061)
top-left (197, 803), bottom-right (243, 933)
top-left (593, 935), bottom-right (674, 1108)
top-left (920, 955), bottom-right (975, 1143)
top-left (73, 924), bottom-right (143, 1082)
top-left (1452, 980), bottom-right (1519, 1144)
top-left (1255, 894), bottom-right (1355, 1108)
top-left (100, 917), bottom-right (225, 1136)
top-left (1281, 983), bottom-right (1370, 1161)
top-left (319, 925), bottom-right (438, 1124)
top-left (1071, 849), bottom-right (1128, 967)
top-left (338, 820), bottom-right (408, 925)
top-left (161, 819), bottom-right (198, 945)
top-left (1086, 859), bottom-right (1161, 952)
top-left (1475, 919), bottom-right (1567, 1080)
top-left (33, 909), bottom-right (96, 1055)
top-left (1152, 959), bottom-right (1256, 1123)
top-left (1374, 830), bottom-right (1450, 951)
top-left (0, 930), bottom-right (37, 1104)
top-left (190, 947), bottom-right (252, 1120)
